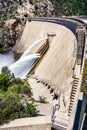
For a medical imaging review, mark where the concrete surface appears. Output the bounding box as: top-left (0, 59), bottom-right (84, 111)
top-left (14, 21), bottom-right (76, 94)
top-left (0, 116), bottom-right (51, 130)
top-left (13, 20), bottom-right (81, 130)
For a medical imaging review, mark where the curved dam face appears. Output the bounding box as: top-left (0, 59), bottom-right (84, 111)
top-left (15, 21), bottom-right (76, 89)
top-left (35, 24), bottom-right (76, 91)
top-left (14, 21), bottom-right (77, 92)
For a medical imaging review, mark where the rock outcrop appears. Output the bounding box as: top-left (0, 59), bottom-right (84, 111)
top-left (0, 18), bottom-right (25, 53)
top-left (33, 0), bottom-right (54, 17)
top-left (18, 0), bottom-right (54, 17)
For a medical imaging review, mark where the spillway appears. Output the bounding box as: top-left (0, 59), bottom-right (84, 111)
top-left (14, 21), bottom-right (77, 92)
top-left (10, 37), bottom-right (48, 78)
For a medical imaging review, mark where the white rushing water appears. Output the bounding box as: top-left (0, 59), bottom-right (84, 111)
top-left (0, 51), bottom-right (15, 73)
top-left (0, 38), bottom-right (47, 78)
top-left (20, 37), bottom-right (47, 59)
top-left (9, 54), bottom-right (40, 78)
top-left (9, 38), bottom-right (47, 78)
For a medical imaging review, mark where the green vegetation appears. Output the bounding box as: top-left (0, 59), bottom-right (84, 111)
top-left (0, 74), bottom-right (10, 91)
top-left (51, 0), bottom-right (87, 16)
top-left (81, 59), bottom-right (87, 93)
top-left (0, 1), bottom-right (21, 53)
top-left (27, 102), bottom-right (37, 117)
top-left (38, 96), bottom-right (48, 103)
top-left (0, 67), bottom-right (37, 125)
top-left (0, 6), bottom-right (18, 27)
top-left (29, 0), bottom-right (87, 17)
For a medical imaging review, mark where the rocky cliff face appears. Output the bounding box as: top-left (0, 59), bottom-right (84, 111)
top-left (0, 18), bottom-right (25, 53)
top-left (18, 0), bottom-right (54, 17)
top-left (19, 0), bottom-right (87, 17)
top-left (32, 0), bottom-right (54, 17)
top-left (0, 0), bottom-right (26, 53)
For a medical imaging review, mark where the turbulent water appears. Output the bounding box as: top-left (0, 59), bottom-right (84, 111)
top-left (9, 38), bottom-right (47, 78)
top-left (0, 38), bottom-right (47, 78)
top-left (9, 54), bottom-right (40, 78)
top-left (20, 37), bottom-right (47, 59)
top-left (0, 51), bottom-right (15, 73)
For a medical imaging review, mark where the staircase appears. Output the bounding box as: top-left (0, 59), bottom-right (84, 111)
top-left (68, 77), bottom-right (79, 116)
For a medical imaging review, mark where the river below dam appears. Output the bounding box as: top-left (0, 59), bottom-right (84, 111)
top-left (0, 51), bottom-right (15, 73)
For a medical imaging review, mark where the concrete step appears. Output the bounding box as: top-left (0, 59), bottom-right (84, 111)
top-left (74, 77), bottom-right (79, 80)
top-left (69, 104), bottom-right (73, 108)
top-left (68, 77), bottom-right (79, 116)
top-left (72, 89), bottom-right (77, 92)
top-left (70, 100), bottom-right (74, 103)
top-left (74, 79), bottom-right (79, 82)
top-left (73, 79), bottom-right (79, 82)
top-left (71, 91), bottom-right (76, 94)
top-left (69, 109), bottom-right (72, 112)
top-left (71, 99), bottom-right (74, 101)
top-left (72, 88), bottom-right (77, 90)
top-left (74, 78), bottom-right (79, 81)
top-left (71, 93), bottom-right (76, 96)
top-left (68, 113), bottom-right (71, 116)
top-left (73, 83), bottom-right (78, 86)
top-left (72, 86), bottom-right (77, 89)
top-left (70, 97), bottom-right (75, 100)
top-left (69, 106), bottom-right (73, 110)
top-left (72, 84), bottom-right (78, 87)
top-left (69, 107), bottom-right (72, 111)
top-left (69, 102), bottom-right (74, 105)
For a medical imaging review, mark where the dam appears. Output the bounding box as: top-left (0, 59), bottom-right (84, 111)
top-left (12, 18), bottom-right (86, 130)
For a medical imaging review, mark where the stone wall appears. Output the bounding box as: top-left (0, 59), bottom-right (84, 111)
top-left (0, 116), bottom-right (51, 130)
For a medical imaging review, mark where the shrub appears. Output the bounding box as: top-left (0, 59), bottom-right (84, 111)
top-left (26, 102), bottom-right (37, 117)
top-left (81, 59), bottom-right (87, 93)
top-left (0, 94), bottom-right (37, 125)
top-left (39, 96), bottom-right (48, 103)
top-left (0, 74), bottom-right (10, 91)
top-left (7, 83), bottom-right (32, 96)
top-left (0, 93), bottom-right (26, 125)
top-left (1, 66), bottom-right (15, 80)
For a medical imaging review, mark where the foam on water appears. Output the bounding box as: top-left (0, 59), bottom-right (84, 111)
top-left (0, 51), bottom-right (14, 73)
top-left (9, 38), bottom-right (47, 78)
top-left (9, 54), bottom-right (40, 78)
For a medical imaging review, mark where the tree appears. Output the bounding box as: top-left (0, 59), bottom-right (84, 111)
top-left (0, 74), bottom-right (10, 91)
top-left (1, 66), bottom-right (15, 80)
top-left (0, 93), bottom-right (37, 125)
top-left (0, 93), bottom-right (26, 125)
top-left (50, 0), bottom-right (87, 16)
top-left (0, 67), bottom-right (36, 125)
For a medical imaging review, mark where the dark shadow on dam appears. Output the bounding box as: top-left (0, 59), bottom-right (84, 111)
top-left (73, 100), bottom-right (82, 130)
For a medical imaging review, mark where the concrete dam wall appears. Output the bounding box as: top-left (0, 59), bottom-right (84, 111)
top-left (4, 19), bottom-right (84, 130)
top-left (14, 21), bottom-right (77, 94)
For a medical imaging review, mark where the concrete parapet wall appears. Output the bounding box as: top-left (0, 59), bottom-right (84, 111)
top-left (0, 116), bottom-right (51, 130)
